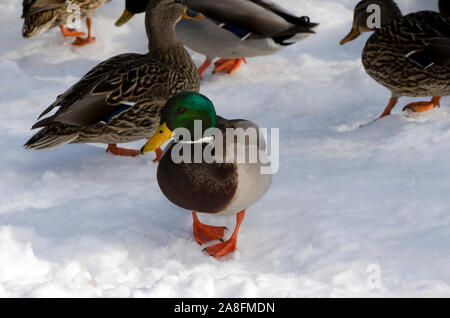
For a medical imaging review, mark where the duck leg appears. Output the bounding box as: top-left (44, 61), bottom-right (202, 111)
top-left (193, 212), bottom-right (227, 245)
top-left (203, 210), bottom-right (245, 258)
top-left (106, 144), bottom-right (163, 160)
top-left (72, 17), bottom-right (96, 46)
top-left (359, 97), bottom-right (399, 127)
top-left (198, 59), bottom-right (212, 79)
top-left (403, 96), bottom-right (441, 113)
top-left (213, 58), bottom-right (247, 74)
top-left (378, 97), bottom-right (399, 119)
top-left (59, 26), bottom-right (85, 37)
top-left (106, 144), bottom-right (140, 157)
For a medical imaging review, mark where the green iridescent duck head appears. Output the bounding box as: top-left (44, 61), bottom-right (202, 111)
top-left (141, 92), bottom-right (217, 154)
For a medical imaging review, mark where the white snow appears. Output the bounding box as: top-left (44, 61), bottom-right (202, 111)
top-left (1, 0), bottom-right (449, 297)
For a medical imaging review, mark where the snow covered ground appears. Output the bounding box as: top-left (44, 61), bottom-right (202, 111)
top-left (1, 0), bottom-right (449, 297)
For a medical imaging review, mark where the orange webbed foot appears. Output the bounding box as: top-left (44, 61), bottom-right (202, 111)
top-left (193, 212), bottom-right (227, 245)
top-left (213, 58), bottom-right (247, 74)
top-left (72, 36), bottom-right (96, 46)
top-left (60, 26), bottom-right (85, 37)
top-left (201, 210), bottom-right (245, 258)
top-left (403, 96), bottom-right (441, 113)
top-left (72, 17), bottom-right (96, 46)
top-left (203, 238), bottom-right (237, 258)
top-left (106, 144), bottom-right (140, 157)
top-left (358, 97), bottom-right (399, 128)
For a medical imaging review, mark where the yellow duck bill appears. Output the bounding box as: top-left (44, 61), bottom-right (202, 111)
top-left (340, 27), bottom-right (362, 45)
top-left (115, 9), bottom-right (135, 27)
top-left (140, 123), bottom-right (174, 155)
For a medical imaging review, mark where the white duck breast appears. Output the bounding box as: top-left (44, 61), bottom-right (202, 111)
top-left (214, 119), bottom-right (272, 217)
top-left (215, 160), bottom-right (272, 216)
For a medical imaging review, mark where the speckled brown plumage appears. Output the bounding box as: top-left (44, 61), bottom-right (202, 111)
top-left (363, 10), bottom-right (450, 99)
top-left (22, 0), bottom-right (110, 38)
top-left (25, 0), bottom-right (200, 150)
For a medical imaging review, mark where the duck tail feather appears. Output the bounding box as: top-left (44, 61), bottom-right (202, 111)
top-left (24, 128), bottom-right (78, 150)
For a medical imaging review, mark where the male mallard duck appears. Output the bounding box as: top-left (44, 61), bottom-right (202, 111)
top-left (140, 92), bottom-right (272, 257)
top-left (24, 0), bottom-right (201, 159)
top-left (340, 0), bottom-right (450, 120)
top-left (22, 0), bottom-right (110, 46)
top-left (116, 0), bottom-right (318, 77)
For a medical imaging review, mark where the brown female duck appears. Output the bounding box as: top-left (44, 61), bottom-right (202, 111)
top-left (22, 0), bottom-right (110, 46)
top-left (25, 0), bottom-right (201, 159)
top-left (340, 0), bottom-right (450, 120)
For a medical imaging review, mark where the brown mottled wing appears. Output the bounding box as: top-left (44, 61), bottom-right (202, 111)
top-left (22, 0), bottom-right (66, 17)
top-left (33, 53), bottom-right (178, 129)
top-left (363, 11), bottom-right (450, 97)
top-left (386, 12), bottom-right (450, 67)
top-left (408, 38), bottom-right (450, 68)
top-left (379, 11), bottom-right (450, 55)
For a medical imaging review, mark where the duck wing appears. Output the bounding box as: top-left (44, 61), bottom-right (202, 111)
top-left (398, 12), bottom-right (450, 68)
top-left (32, 53), bottom-right (172, 129)
top-left (186, 0), bottom-right (316, 38)
top-left (408, 38), bottom-right (450, 68)
top-left (22, 0), bottom-right (66, 17)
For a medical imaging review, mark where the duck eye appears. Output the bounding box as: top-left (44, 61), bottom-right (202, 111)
top-left (177, 107), bottom-right (186, 114)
